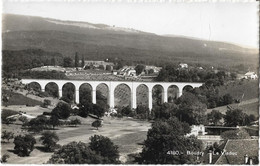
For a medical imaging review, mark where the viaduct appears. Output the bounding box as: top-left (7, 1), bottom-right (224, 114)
top-left (21, 79), bottom-right (203, 110)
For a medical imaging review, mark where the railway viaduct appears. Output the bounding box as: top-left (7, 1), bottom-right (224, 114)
top-left (21, 79), bottom-right (203, 110)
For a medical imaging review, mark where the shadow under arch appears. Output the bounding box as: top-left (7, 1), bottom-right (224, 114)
top-left (79, 83), bottom-right (93, 104)
top-left (152, 84), bottom-right (164, 107)
top-left (114, 83), bottom-right (131, 108)
top-left (136, 84), bottom-right (149, 108)
top-left (167, 85), bottom-right (179, 102)
top-left (96, 83), bottom-right (109, 109)
top-left (45, 82), bottom-right (59, 98)
top-left (62, 82), bottom-right (76, 103)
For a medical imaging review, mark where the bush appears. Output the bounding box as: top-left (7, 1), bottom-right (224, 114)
top-left (40, 131), bottom-right (59, 152)
top-left (42, 112), bottom-right (52, 116)
top-left (42, 99), bottom-right (51, 108)
top-left (92, 120), bottom-right (102, 130)
top-left (1, 109), bottom-right (19, 124)
top-left (1, 130), bottom-right (14, 142)
top-left (1, 154), bottom-right (10, 163)
top-left (13, 134), bottom-right (36, 156)
top-left (52, 102), bottom-right (71, 119)
top-left (70, 118), bottom-right (81, 127)
top-left (121, 106), bottom-right (133, 117)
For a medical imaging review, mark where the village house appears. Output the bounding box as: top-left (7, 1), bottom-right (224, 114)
top-left (244, 72), bottom-right (258, 80)
top-left (179, 63), bottom-right (188, 68)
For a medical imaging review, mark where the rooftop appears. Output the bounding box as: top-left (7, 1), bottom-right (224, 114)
top-left (215, 139), bottom-right (258, 164)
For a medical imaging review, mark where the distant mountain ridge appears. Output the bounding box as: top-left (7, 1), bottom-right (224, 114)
top-left (2, 14), bottom-right (258, 68)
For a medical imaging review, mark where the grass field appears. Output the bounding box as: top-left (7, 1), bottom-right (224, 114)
top-left (2, 89), bottom-right (43, 106)
top-left (1, 105), bottom-right (151, 164)
top-left (217, 79), bottom-right (258, 101)
top-left (207, 98), bottom-right (259, 117)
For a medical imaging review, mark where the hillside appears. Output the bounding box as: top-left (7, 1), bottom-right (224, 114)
top-left (2, 14), bottom-right (258, 68)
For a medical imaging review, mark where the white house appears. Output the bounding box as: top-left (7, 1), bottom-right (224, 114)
top-left (186, 125), bottom-right (207, 137)
top-left (179, 63), bottom-right (188, 68)
top-left (244, 72), bottom-right (258, 80)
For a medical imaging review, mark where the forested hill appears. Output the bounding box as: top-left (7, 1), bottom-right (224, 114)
top-left (2, 49), bottom-right (63, 73)
top-left (2, 14), bottom-right (258, 68)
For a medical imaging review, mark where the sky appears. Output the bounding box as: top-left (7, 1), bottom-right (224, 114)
top-left (2, 0), bottom-right (259, 48)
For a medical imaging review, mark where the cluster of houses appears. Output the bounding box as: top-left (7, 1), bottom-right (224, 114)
top-left (186, 124), bottom-right (259, 164)
top-left (112, 65), bottom-right (162, 77)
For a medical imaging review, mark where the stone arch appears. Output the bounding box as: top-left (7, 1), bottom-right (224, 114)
top-left (45, 82), bottom-right (59, 98)
top-left (96, 83), bottom-right (109, 106)
top-left (26, 82), bottom-right (42, 92)
top-left (114, 83), bottom-right (131, 108)
top-left (167, 85), bottom-right (179, 102)
top-left (152, 84), bottom-right (164, 107)
top-left (79, 83), bottom-right (93, 104)
top-left (62, 82), bottom-right (76, 103)
top-left (183, 85), bottom-right (194, 94)
top-left (136, 84), bottom-right (149, 107)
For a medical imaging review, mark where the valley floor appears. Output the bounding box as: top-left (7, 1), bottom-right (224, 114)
top-left (1, 105), bottom-right (151, 164)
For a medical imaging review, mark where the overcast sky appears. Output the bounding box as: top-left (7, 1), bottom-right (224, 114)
top-left (3, 0), bottom-right (259, 48)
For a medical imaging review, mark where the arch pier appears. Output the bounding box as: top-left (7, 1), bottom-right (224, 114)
top-left (22, 79), bottom-right (203, 110)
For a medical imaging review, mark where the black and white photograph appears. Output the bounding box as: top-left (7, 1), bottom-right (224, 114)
top-left (1, 0), bottom-right (259, 164)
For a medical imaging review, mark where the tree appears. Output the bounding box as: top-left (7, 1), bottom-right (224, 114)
top-left (74, 52), bottom-right (79, 68)
top-left (40, 131), bottom-right (59, 152)
top-left (221, 129), bottom-right (250, 140)
top-left (92, 104), bottom-right (106, 118)
top-left (207, 110), bottom-right (223, 125)
top-left (148, 69), bottom-right (154, 74)
top-left (1, 130), bottom-right (14, 142)
top-left (121, 106), bottom-right (132, 117)
top-left (98, 65), bottom-right (105, 70)
top-left (51, 57), bottom-right (56, 66)
top-left (48, 141), bottom-right (104, 164)
top-left (224, 109), bottom-right (247, 127)
top-left (13, 134), bottom-right (36, 156)
top-left (52, 102), bottom-right (71, 119)
top-left (70, 118), bottom-right (81, 127)
top-left (221, 94), bottom-right (233, 105)
top-left (230, 73), bottom-right (237, 80)
top-left (106, 65), bottom-right (112, 71)
top-left (81, 55), bottom-right (85, 68)
top-left (135, 65), bottom-right (145, 75)
top-left (176, 92), bottom-right (207, 125)
top-left (92, 120), bottom-right (102, 130)
top-left (63, 57), bottom-right (73, 67)
top-left (49, 115), bottom-right (60, 129)
top-left (42, 99), bottom-right (51, 108)
top-left (89, 135), bottom-right (120, 164)
top-left (153, 103), bottom-right (178, 120)
top-left (28, 115), bottom-right (50, 133)
top-left (135, 105), bottom-right (149, 119)
top-left (138, 117), bottom-right (201, 164)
